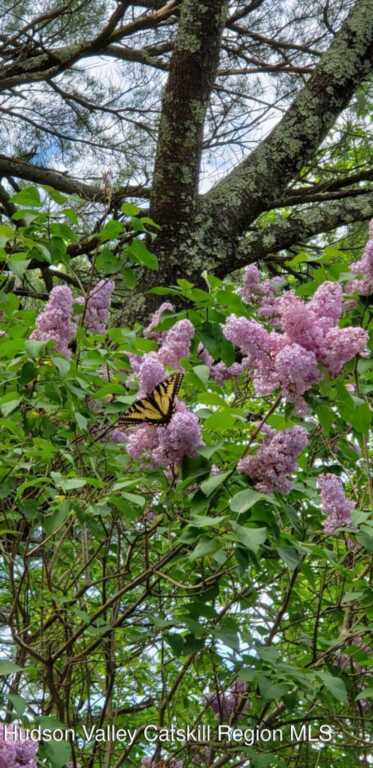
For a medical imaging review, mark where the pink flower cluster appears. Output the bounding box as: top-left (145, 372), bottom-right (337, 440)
top-left (30, 285), bottom-right (76, 357)
top-left (81, 279), bottom-right (114, 333)
top-left (136, 318), bottom-right (195, 398)
top-left (318, 474), bottom-right (355, 533)
top-left (240, 264), bottom-right (284, 318)
top-left (238, 426), bottom-right (308, 494)
top-left (115, 316), bottom-right (201, 466)
top-left (126, 401), bottom-right (202, 467)
top-left (347, 220), bottom-right (373, 296)
top-left (0, 724), bottom-right (38, 767)
top-left (206, 680), bottom-right (249, 719)
top-left (30, 279), bottom-right (115, 356)
top-left (223, 280), bottom-right (368, 413)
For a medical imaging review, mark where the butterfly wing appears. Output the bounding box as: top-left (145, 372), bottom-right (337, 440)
top-left (118, 372), bottom-right (183, 426)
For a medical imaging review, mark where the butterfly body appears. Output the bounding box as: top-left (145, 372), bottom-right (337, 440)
top-left (118, 372), bottom-right (183, 427)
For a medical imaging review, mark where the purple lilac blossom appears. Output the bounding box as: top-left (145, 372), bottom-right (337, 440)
top-left (347, 219), bottom-right (373, 296)
top-left (318, 327), bottom-right (368, 376)
top-left (138, 353), bottom-right (166, 396)
top-left (82, 279), bottom-right (114, 333)
top-left (158, 319), bottom-right (195, 369)
top-left (308, 281), bottom-right (343, 322)
top-left (223, 279), bottom-right (368, 411)
top-left (30, 285), bottom-right (76, 357)
top-left (240, 265), bottom-right (284, 319)
top-left (223, 315), bottom-right (273, 366)
top-left (144, 302), bottom-right (175, 339)
top-left (238, 427), bottom-right (308, 494)
top-left (274, 343), bottom-right (320, 412)
top-left (318, 474), bottom-right (355, 533)
top-left (0, 724), bottom-right (38, 767)
top-left (109, 429), bottom-right (128, 443)
top-left (125, 402), bottom-right (202, 467)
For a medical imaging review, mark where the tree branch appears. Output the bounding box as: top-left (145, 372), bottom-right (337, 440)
top-left (203, 0), bottom-right (373, 240)
top-left (232, 192), bottom-right (373, 271)
top-left (0, 154), bottom-right (148, 202)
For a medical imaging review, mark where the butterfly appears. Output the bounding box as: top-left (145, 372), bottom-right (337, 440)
top-left (117, 372), bottom-right (183, 427)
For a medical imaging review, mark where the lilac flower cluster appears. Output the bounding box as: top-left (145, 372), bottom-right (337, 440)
top-left (81, 279), bottom-right (114, 333)
top-left (115, 315), bottom-right (200, 466)
top-left (206, 680), bottom-right (249, 719)
top-left (126, 401), bottom-right (202, 467)
top-left (318, 474), bottom-right (355, 533)
top-left (158, 319), bottom-right (195, 369)
top-left (223, 279), bottom-right (368, 413)
top-left (347, 220), bottom-right (373, 296)
top-left (238, 426), bottom-right (309, 494)
top-left (30, 285), bottom-right (76, 357)
top-left (0, 725), bottom-right (38, 767)
top-left (240, 264), bottom-right (284, 318)
top-left (30, 279), bottom-right (115, 356)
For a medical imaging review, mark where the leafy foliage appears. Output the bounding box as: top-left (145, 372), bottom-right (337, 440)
top-left (0, 188), bottom-right (372, 768)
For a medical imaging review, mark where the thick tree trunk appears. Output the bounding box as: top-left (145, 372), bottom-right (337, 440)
top-left (150, 0), bottom-right (228, 260)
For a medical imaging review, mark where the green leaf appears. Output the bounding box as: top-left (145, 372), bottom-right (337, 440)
top-left (200, 470), bottom-right (231, 496)
top-left (204, 410), bottom-right (239, 431)
top-left (122, 492), bottom-right (146, 508)
top-left (318, 671), bottom-right (347, 702)
top-left (190, 538), bottom-right (221, 560)
top-left (97, 220), bottom-right (123, 241)
top-left (9, 692), bottom-right (27, 716)
top-left (12, 185), bottom-right (41, 207)
top-left (230, 488), bottom-right (269, 514)
top-left (9, 257), bottom-right (31, 278)
top-left (1, 398), bottom-right (21, 416)
top-left (349, 398), bottom-right (371, 434)
top-left (127, 238), bottom-right (159, 270)
top-left (52, 356), bottom-right (71, 376)
top-left (277, 546), bottom-right (302, 571)
top-left (356, 530), bottom-right (373, 552)
top-left (51, 474), bottom-right (87, 491)
top-left (96, 247), bottom-right (122, 275)
top-left (121, 202), bottom-right (140, 216)
top-left (19, 361), bottom-right (37, 384)
top-left (193, 364), bottom-right (210, 386)
top-left (258, 674), bottom-right (287, 701)
top-left (356, 687), bottom-right (373, 700)
top-left (190, 514), bottom-right (226, 527)
top-left (230, 523), bottom-right (267, 554)
top-left (43, 186), bottom-right (67, 204)
top-left (0, 660), bottom-right (23, 675)
top-left (43, 740), bottom-right (71, 767)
